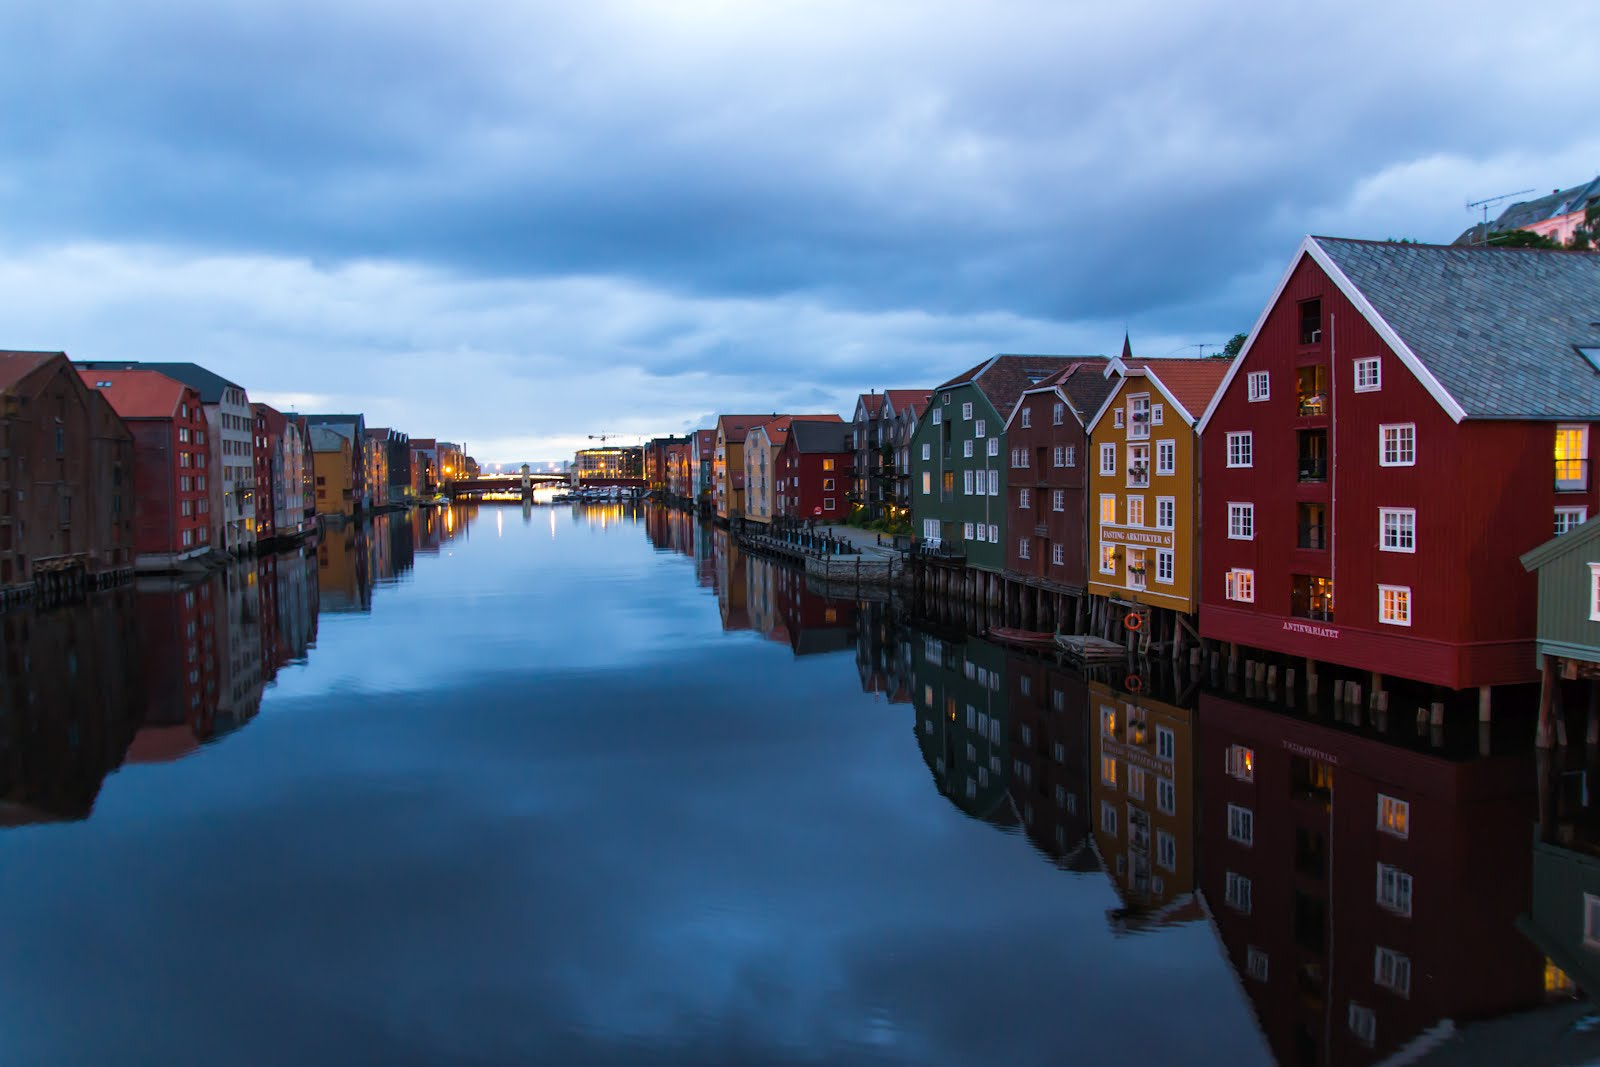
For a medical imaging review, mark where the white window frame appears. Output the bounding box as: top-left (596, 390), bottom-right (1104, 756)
top-left (1354, 357), bottom-right (1381, 392)
top-left (962, 401), bottom-right (973, 420)
top-left (1051, 542), bottom-right (1064, 565)
top-left (1155, 439), bottom-right (1175, 476)
top-left (1585, 893), bottom-right (1600, 949)
top-left (1065, 445), bottom-right (1077, 467)
top-left (920, 442), bottom-right (930, 461)
top-left (987, 524), bottom-right (998, 544)
top-left (1156, 496), bottom-right (1175, 530)
top-left (1127, 495), bottom-right (1145, 527)
top-left (931, 407), bottom-right (941, 425)
top-left (1052, 445), bottom-right (1065, 467)
top-left (1377, 794), bottom-right (1410, 839)
top-left (1020, 407), bottom-right (1031, 428)
top-left (1376, 862), bottom-right (1413, 917)
top-left (1246, 947), bottom-right (1269, 983)
top-left (1226, 431), bottom-right (1253, 469)
top-left (1228, 502), bottom-right (1254, 540)
top-left (1227, 803), bottom-right (1254, 846)
top-left (1225, 568), bottom-right (1255, 603)
top-left (1349, 1003), bottom-right (1376, 1046)
top-left (1556, 507), bottom-right (1587, 536)
top-left (963, 522), bottom-right (975, 540)
top-left (963, 439), bottom-right (974, 458)
top-left (1155, 548), bottom-right (1174, 584)
top-left (1019, 488), bottom-right (1032, 510)
top-left (1157, 830), bottom-right (1176, 872)
top-left (988, 470), bottom-right (999, 496)
top-left (1151, 403), bottom-right (1163, 426)
top-left (1156, 776), bottom-right (1176, 815)
top-left (1156, 725), bottom-right (1174, 761)
top-left (1100, 443), bottom-right (1116, 475)
top-left (1099, 493), bottom-right (1116, 525)
top-left (1052, 489), bottom-right (1065, 512)
top-left (975, 419), bottom-right (986, 438)
top-left (1098, 543), bottom-right (1118, 575)
top-left (1379, 584), bottom-right (1412, 627)
top-left (1374, 945), bottom-right (1412, 997)
top-left (1052, 402), bottom-right (1065, 425)
top-left (1018, 537), bottom-right (1031, 560)
top-left (1591, 563), bottom-right (1600, 623)
top-left (987, 438), bottom-right (999, 457)
top-left (1225, 871), bottom-right (1252, 914)
top-left (963, 469), bottom-right (975, 495)
top-left (1247, 370), bottom-right (1269, 402)
top-left (921, 472), bottom-right (931, 495)
top-left (1226, 744), bottom-right (1254, 782)
top-left (1380, 423), bottom-right (1416, 467)
top-left (1379, 508), bottom-right (1416, 553)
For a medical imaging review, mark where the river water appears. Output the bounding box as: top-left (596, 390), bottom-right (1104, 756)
top-left (0, 501), bottom-right (1590, 1065)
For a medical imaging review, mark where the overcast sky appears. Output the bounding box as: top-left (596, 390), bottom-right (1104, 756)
top-left (0, 1), bottom-right (1593, 463)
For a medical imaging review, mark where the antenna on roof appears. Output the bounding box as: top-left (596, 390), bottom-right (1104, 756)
top-left (1464, 188), bottom-right (1535, 242)
top-left (1191, 344), bottom-right (1215, 359)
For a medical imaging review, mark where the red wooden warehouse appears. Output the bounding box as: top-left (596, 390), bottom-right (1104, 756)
top-left (776, 420), bottom-right (853, 522)
top-left (1001, 359), bottom-right (1113, 601)
top-left (1196, 237), bottom-right (1600, 702)
top-left (80, 368), bottom-right (212, 568)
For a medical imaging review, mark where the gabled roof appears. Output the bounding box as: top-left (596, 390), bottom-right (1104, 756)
top-left (854, 393), bottom-right (886, 418)
top-left (1002, 359), bottom-right (1115, 431)
top-left (715, 414), bottom-right (780, 442)
top-left (883, 389), bottom-right (931, 419)
top-left (77, 369), bottom-right (192, 419)
top-left (1492, 177), bottom-right (1600, 232)
top-left (1088, 358), bottom-right (1232, 433)
top-left (0, 350), bottom-right (65, 393)
top-left (1522, 513), bottom-right (1600, 571)
top-left (1198, 236), bottom-right (1600, 430)
top-left (936, 354), bottom-right (1091, 416)
top-left (788, 419), bottom-right (853, 453)
top-left (411, 438), bottom-right (437, 450)
top-left (74, 361), bottom-right (243, 404)
top-left (309, 426), bottom-right (349, 452)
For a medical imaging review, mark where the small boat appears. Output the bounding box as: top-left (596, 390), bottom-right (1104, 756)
top-left (985, 627), bottom-right (1060, 650)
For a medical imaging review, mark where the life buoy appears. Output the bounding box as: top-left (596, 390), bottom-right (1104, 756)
top-left (1124, 611), bottom-right (1143, 631)
top-left (1125, 674), bottom-right (1144, 693)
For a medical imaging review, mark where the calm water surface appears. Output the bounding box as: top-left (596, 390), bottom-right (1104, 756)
top-left (0, 502), bottom-right (1587, 1065)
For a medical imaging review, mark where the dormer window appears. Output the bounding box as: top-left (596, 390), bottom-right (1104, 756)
top-left (1579, 346), bottom-right (1600, 373)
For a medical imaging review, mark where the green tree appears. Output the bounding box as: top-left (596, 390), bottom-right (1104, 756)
top-left (1488, 229), bottom-right (1563, 249)
top-left (1221, 332), bottom-right (1248, 359)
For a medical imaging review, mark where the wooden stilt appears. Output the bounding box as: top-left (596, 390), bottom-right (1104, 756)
top-left (1478, 685), bottom-right (1492, 724)
top-left (1537, 658), bottom-right (1557, 749)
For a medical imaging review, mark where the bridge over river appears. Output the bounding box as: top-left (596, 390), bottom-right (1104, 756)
top-left (448, 473), bottom-right (646, 499)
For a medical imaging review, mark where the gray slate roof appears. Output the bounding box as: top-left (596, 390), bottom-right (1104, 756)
top-left (1313, 237), bottom-right (1600, 420)
top-left (74, 360), bottom-right (242, 404)
top-left (787, 419), bottom-right (853, 454)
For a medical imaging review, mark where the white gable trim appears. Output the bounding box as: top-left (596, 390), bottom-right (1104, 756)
top-left (1086, 369), bottom-right (1196, 434)
top-left (1002, 384), bottom-right (1068, 432)
top-left (1194, 236), bottom-right (1468, 433)
top-left (1305, 239), bottom-right (1467, 424)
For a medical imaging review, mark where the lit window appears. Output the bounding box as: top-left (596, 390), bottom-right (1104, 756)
top-left (1100, 705), bottom-right (1117, 737)
top-left (1225, 568), bottom-right (1255, 603)
top-left (1380, 423), bottom-right (1415, 466)
top-left (1099, 544), bottom-right (1118, 575)
top-left (1557, 425), bottom-right (1589, 490)
top-left (1374, 946), bottom-right (1412, 997)
top-left (1226, 432), bottom-right (1253, 468)
top-left (1379, 584), bottom-right (1411, 627)
top-left (1100, 494), bottom-right (1117, 524)
top-left (1376, 862), bottom-right (1413, 916)
top-left (1228, 502), bottom-right (1254, 540)
top-left (1354, 357), bottom-right (1381, 391)
top-left (1226, 744), bottom-right (1254, 781)
top-left (1379, 508), bottom-right (1416, 552)
top-left (921, 472), bottom-right (931, 494)
top-left (1378, 794), bottom-right (1409, 838)
top-left (1247, 370), bottom-right (1269, 401)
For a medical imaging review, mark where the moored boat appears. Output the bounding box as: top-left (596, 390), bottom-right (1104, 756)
top-left (985, 627), bottom-right (1059, 650)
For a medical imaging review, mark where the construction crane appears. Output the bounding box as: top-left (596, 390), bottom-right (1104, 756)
top-left (587, 433), bottom-right (621, 443)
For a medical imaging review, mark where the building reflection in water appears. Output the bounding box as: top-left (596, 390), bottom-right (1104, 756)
top-left (2, 512), bottom-right (432, 820)
top-left (912, 633), bottom-right (1016, 827)
top-left (0, 590), bottom-right (144, 825)
top-left (1005, 650), bottom-right (1094, 871)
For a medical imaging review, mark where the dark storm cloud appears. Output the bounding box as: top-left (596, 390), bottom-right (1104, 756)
top-left (1, 0), bottom-right (1591, 318)
top-left (0, 0), bottom-right (1591, 457)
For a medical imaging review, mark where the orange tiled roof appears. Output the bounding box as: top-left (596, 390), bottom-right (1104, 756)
top-left (1124, 358), bottom-right (1234, 422)
top-left (76, 368), bottom-right (191, 419)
